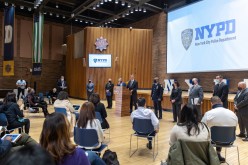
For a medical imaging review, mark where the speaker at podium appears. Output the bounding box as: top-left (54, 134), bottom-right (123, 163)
top-left (114, 86), bottom-right (130, 117)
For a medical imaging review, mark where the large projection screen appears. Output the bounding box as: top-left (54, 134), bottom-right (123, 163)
top-left (167, 0), bottom-right (248, 73)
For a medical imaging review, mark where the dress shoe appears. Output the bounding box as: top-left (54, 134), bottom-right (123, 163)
top-left (217, 153), bottom-right (225, 163)
top-left (146, 143), bottom-right (152, 150)
top-left (236, 134), bottom-right (246, 138)
top-left (242, 137), bottom-right (248, 141)
top-left (159, 117), bottom-right (162, 120)
top-left (172, 121), bottom-right (177, 123)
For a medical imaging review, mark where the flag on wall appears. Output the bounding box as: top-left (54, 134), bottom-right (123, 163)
top-left (3, 6), bottom-right (15, 76)
top-left (32, 13), bottom-right (44, 75)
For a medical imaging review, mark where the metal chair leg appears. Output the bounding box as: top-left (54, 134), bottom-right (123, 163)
top-left (237, 146), bottom-right (240, 165)
top-left (129, 134), bottom-right (138, 157)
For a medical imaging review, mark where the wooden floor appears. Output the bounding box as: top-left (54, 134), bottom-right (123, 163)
top-left (25, 98), bottom-right (247, 165)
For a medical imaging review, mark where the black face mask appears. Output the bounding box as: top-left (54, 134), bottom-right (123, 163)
top-left (109, 81), bottom-right (111, 83)
top-left (154, 80), bottom-right (157, 83)
top-left (89, 81), bottom-right (91, 83)
top-left (238, 87), bottom-right (242, 91)
top-left (191, 81), bottom-right (195, 85)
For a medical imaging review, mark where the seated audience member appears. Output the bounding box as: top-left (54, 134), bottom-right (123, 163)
top-left (77, 102), bottom-right (104, 149)
top-left (27, 88), bottom-right (49, 117)
top-left (40, 113), bottom-right (90, 165)
top-left (169, 104), bottom-right (209, 146)
top-left (130, 97), bottom-right (159, 150)
top-left (0, 133), bottom-right (37, 163)
top-left (201, 96), bottom-right (238, 163)
top-left (3, 92), bottom-right (30, 134)
top-left (48, 88), bottom-right (58, 105)
top-left (89, 93), bottom-right (110, 129)
top-left (54, 91), bottom-right (76, 129)
top-left (5, 144), bottom-right (54, 165)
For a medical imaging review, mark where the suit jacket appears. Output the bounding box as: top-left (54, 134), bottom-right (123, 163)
top-left (105, 82), bottom-right (114, 95)
top-left (213, 82), bottom-right (229, 106)
top-left (127, 80), bottom-right (138, 95)
top-left (57, 80), bottom-right (67, 89)
top-left (188, 85), bottom-right (204, 105)
top-left (234, 88), bottom-right (248, 113)
top-left (151, 83), bottom-right (164, 101)
top-left (117, 82), bottom-right (126, 87)
top-left (170, 87), bottom-right (182, 104)
top-left (86, 83), bottom-right (94, 92)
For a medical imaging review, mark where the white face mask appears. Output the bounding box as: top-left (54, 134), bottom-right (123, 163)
top-left (61, 79), bottom-right (64, 81)
top-left (216, 79), bottom-right (220, 84)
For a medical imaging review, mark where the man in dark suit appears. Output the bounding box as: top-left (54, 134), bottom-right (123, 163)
top-left (213, 75), bottom-right (229, 108)
top-left (57, 76), bottom-right (67, 93)
top-left (105, 78), bottom-right (114, 109)
top-left (117, 78), bottom-right (126, 87)
top-left (188, 78), bottom-right (204, 120)
top-left (234, 82), bottom-right (248, 140)
top-left (127, 74), bottom-right (138, 113)
top-left (151, 77), bottom-right (164, 119)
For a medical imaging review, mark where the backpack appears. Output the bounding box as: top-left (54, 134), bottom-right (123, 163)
top-left (102, 149), bottom-right (120, 165)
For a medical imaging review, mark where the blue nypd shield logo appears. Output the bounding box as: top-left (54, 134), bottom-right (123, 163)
top-left (181, 29), bottom-right (193, 50)
top-left (93, 59), bottom-right (97, 63)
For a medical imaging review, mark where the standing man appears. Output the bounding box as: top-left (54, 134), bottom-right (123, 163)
top-left (105, 78), bottom-right (114, 109)
top-left (188, 78), bottom-right (204, 120)
top-left (117, 78), bottom-right (126, 87)
top-left (202, 96), bottom-right (238, 163)
top-left (127, 74), bottom-right (138, 113)
top-left (213, 75), bottom-right (229, 108)
top-left (57, 76), bottom-right (67, 93)
top-left (16, 78), bottom-right (26, 100)
top-left (234, 82), bottom-right (248, 140)
top-left (151, 77), bottom-right (164, 119)
top-left (86, 79), bottom-right (94, 101)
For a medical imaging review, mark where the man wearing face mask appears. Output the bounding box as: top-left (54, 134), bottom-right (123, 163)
top-left (151, 77), bottom-right (164, 119)
top-left (213, 75), bottom-right (229, 108)
top-left (234, 82), bottom-right (248, 140)
top-left (86, 79), bottom-right (94, 101)
top-left (188, 78), bottom-right (204, 120)
top-left (57, 76), bottom-right (67, 93)
top-left (105, 79), bottom-right (114, 109)
top-left (117, 78), bottom-right (126, 87)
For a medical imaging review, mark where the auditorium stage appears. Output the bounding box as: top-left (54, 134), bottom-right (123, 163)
top-left (26, 98), bottom-right (244, 165)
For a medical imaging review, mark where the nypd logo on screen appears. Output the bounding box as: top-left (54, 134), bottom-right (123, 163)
top-left (93, 58), bottom-right (108, 63)
top-left (181, 19), bottom-right (236, 50)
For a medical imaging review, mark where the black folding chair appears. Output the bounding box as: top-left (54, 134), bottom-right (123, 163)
top-left (130, 118), bottom-right (158, 161)
top-left (211, 126), bottom-right (240, 165)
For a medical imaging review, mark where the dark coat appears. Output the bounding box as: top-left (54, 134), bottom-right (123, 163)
top-left (105, 82), bottom-right (114, 96)
top-left (94, 102), bottom-right (109, 129)
top-left (213, 82), bottom-right (229, 108)
top-left (170, 87), bottom-right (182, 104)
top-left (151, 83), bottom-right (164, 101)
top-left (234, 88), bottom-right (248, 113)
top-left (3, 102), bottom-right (24, 124)
top-left (127, 80), bottom-right (138, 96)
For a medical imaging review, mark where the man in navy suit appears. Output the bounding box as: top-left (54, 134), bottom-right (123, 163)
top-left (127, 74), bottom-right (138, 113)
top-left (213, 75), bottom-right (229, 108)
top-left (117, 78), bottom-right (126, 87)
top-left (151, 77), bottom-right (164, 119)
top-left (57, 76), bottom-right (67, 93)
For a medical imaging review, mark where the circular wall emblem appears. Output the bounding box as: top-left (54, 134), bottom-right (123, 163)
top-left (5, 64), bottom-right (12, 73)
top-left (95, 36), bottom-right (108, 52)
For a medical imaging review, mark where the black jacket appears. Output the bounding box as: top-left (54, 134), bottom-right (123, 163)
top-left (127, 80), bottom-right (138, 95)
top-left (95, 102), bottom-right (109, 129)
top-left (170, 87), bottom-right (182, 104)
top-left (151, 83), bottom-right (164, 101)
top-left (105, 82), bottom-right (114, 96)
top-left (213, 82), bottom-right (229, 107)
top-left (234, 88), bottom-right (248, 112)
top-left (3, 102), bottom-right (24, 124)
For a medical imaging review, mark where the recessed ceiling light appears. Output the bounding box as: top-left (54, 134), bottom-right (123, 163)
top-left (121, 1), bottom-right (125, 6)
top-left (128, 3), bottom-right (131, 8)
top-left (28, 7), bottom-right (32, 11)
top-left (63, 15), bottom-right (65, 19)
top-left (115, 0), bottom-right (118, 4)
top-left (20, 6), bottom-right (24, 9)
top-left (56, 14), bottom-right (59, 17)
top-left (143, 8), bottom-right (146, 12)
top-left (50, 12), bottom-right (53, 16)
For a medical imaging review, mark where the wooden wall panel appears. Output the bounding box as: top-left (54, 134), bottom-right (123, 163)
top-left (20, 20), bottom-right (32, 58)
top-left (51, 25), bottom-right (64, 61)
top-left (43, 24), bottom-right (50, 60)
top-left (66, 27), bottom-right (153, 99)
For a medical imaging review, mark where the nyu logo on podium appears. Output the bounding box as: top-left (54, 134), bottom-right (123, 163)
top-left (164, 79), bottom-right (174, 94)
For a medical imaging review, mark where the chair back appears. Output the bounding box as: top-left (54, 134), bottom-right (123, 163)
top-left (0, 113), bottom-right (8, 126)
top-left (54, 107), bottom-right (67, 116)
top-left (211, 126), bottom-right (236, 145)
top-left (74, 127), bottom-right (99, 147)
top-left (95, 112), bottom-right (103, 123)
top-left (133, 118), bottom-right (154, 134)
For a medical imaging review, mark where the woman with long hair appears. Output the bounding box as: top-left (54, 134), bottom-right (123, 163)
top-left (40, 113), bottom-right (90, 165)
top-left (170, 81), bottom-right (182, 122)
top-left (77, 102), bottom-right (104, 149)
top-left (169, 104), bottom-right (209, 145)
top-left (89, 93), bottom-right (109, 129)
top-left (3, 92), bottom-right (30, 134)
